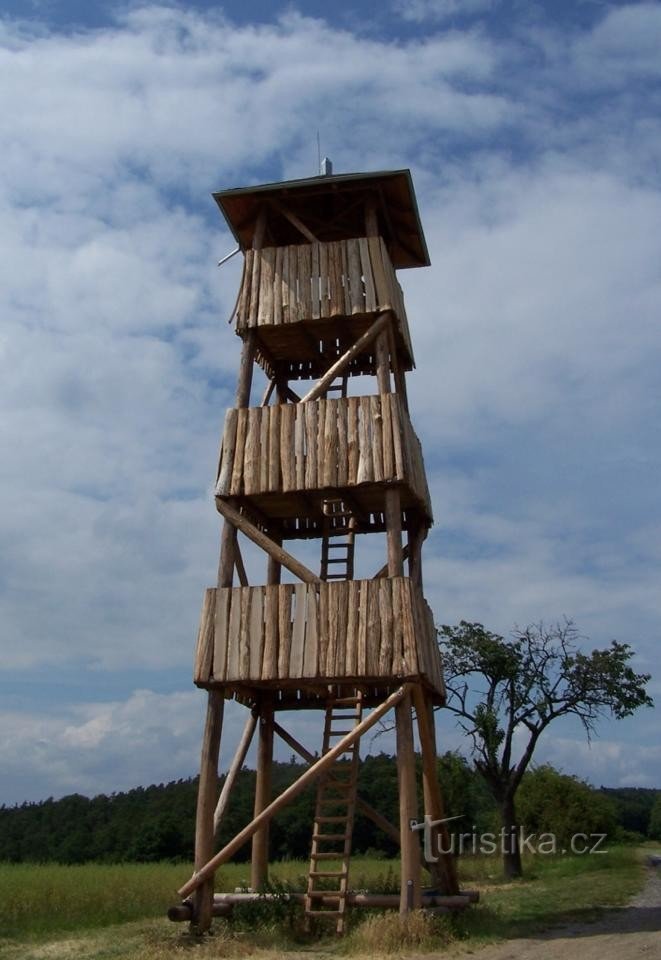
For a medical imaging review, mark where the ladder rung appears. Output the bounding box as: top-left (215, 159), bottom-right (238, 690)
top-left (305, 910), bottom-right (343, 917)
top-left (311, 852), bottom-right (345, 860)
top-left (316, 815), bottom-right (349, 823)
top-left (312, 833), bottom-right (347, 842)
top-left (327, 696), bottom-right (361, 705)
top-left (306, 890), bottom-right (342, 899)
top-left (308, 869), bottom-right (347, 878)
top-left (328, 729), bottom-right (356, 736)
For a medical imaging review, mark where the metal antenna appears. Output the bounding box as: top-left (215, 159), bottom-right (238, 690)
top-left (317, 131), bottom-right (321, 175)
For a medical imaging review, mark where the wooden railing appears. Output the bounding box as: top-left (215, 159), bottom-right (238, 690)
top-left (193, 577), bottom-right (443, 696)
top-left (234, 235), bottom-right (414, 361)
top-left (215, 394), bottom-right (431, 518)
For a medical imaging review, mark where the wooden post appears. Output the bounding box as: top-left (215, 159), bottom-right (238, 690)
top-left (385, 488), bottom-right (403, 579)
top-left (407, 524), bottom-right (425, 592)
top-left (214, 709), bottom-right (257, 833)
top-left (192, 690), bottom-right (224, 932)
top-left (396, 693), bottom-right (421, 913)
top-left (413, 686), bottom-right (460, 895)
top-left (251, 697), bottom-right (274, 890)
top-left (367, 198), bottom-right (392, 397)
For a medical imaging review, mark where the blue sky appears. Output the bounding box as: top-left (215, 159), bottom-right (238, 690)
top-left (1, 0), bottom-right (660, 806)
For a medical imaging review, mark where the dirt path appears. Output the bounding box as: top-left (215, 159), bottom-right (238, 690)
top-left (456, 865), bottom-right (661, 960)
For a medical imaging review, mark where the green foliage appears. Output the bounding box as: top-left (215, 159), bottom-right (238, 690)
top-left (599, 785), bottom-right (659, 835)
top-left (517, 765), bottom-right (616, 847)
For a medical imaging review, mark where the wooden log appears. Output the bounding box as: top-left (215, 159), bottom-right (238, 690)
top-left (366, 579), bottom-right (381, 676)
top-left (334, 579), bottom-right (349, 676)
top-left (304, 401), bottom-right (318, 489)
top-left (213, 587), bottom-right (231, 682)
top-left (323, 399), bottom-right (337, 488)
top-left (375, 329), bottom-right (391, 395)
top-left (204, 892), bottom-right (472, 908)
top-left (294, 405), bottom-right (305, 490)
top-left (236, 249), bottom-right (253, 328)
top-left (413, 686), bottom-right (460, 895)
top-left (216, 409), bottom-right (238, 496)
top-left (280, 403), bottom-right (295, 493)
top-left (368, 236), bottom-right (391, 310)
top-left (357, 396), bottom-right (373, 484)
top-left (396, 691), bottom-right (421, 913)
top-left (302, 584), bottom-right (319, 676)
top-left (168, 902), bottom-right (233, 922)
top-left (273, 247), bottom-right (283, 326)
top-left (347, 397), bottom-right (359, 485)
top-left (298, 243), bottom-right (312, 322)
top-left (214, 499), bottom-right (321, 585)
top-left (371, 395), bottom-right (384, 483)
top-left (214, 709), bottom-right (258, 833)
top-left (272, 200), bottom-right (318, 243)
top-left (319, 242), bottom-right (330, 318)
top-left (299, 312), bottom-right (390, 404)
top-left (317, 580), bottom-right (329, 678)
top-left (381, 393), bottom-right (394, 478)
top-left (377, 579), bottom-right (393, 677)
top-left (281, 244), bottom-right (291, 324)
top-left (357, 579), bottom-right (369, 676)
top-left (347, 238), bottom-right (363, 314)
top-left (226, 587), bottom-right (242, 681)
top-left (289, 583), bottom-right (307, 678)
top-left (243, 407), bottom-right (260, 496)
top-left (259, 407), bottom-right (269, 492)
top-left (262, 584), bottom-right (279, 680)
top-left (359, 237), bottom-right (376, 312)
top-left (370, 544), bottom-right (410, 580)
top-left (385, 488), bottom-right (403, 577)
top-left (310, 242), bottom-right (320, 320)
top-left (390, 395), bottom-right (405, 479)
top-left (177, 684), bottom-right (410, 899)
top-left (277, 584), bottom-right (294, 678)
top-left (337, 398), bottom-right (348, 487)
top-left (251, 697), bottom-right (274, 890)
top-left (341, 240), bottom-right (351, 315)
top-left (238, 587), bottom-right (251, 680)
top-left (345, 579), bottom-right (360, 675)
top-left (248, 586), bottom-right (264, 678)
top-left (230, 409), bottom-right (247, 496)
top-left (194, 588), bottom-right (215, 684)
top-left (258, 247), bottom-right (274, 326)
top-left (329, 241), bottom-right (343, 318)
top-left (268, 404), bottom-right (280, 492)
top-left (192, 690), bottom-right (224, 931)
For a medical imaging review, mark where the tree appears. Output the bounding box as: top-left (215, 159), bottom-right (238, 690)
top-left (517, 765), bottom-right (616, 848)
top-left (439, 620), bottom-right (652, 878)
top-left (648, 793), bottom-right (661, 842)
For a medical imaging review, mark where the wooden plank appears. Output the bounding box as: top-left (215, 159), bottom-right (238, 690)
top-left (347, 238), bottom-right (363, 315)
top-left (357, 396), bottom-right (373, 483)
top-left (268, 404), bottom-right (280, 492)
top-left (382, 393), bottom-right (394, 479)
top-left (194, 587), bottom-right (215, 684)
top-left (216, 408), bottom-right (238, 496)
top-left (262, 584), bottom-right (279, 680)
top-left (226, 587), bottom-right (242, 680)
top-left (318, 581), bottom-right (329, 677)
top-left (347, 397), bottom-right (359, 485)
top-left (248, 587), bottom-right (264, 679)
top-left (259, 407), bottom-right (269, 492)
top-left (230, 408), bottom-right (248, 496)
top-left (243, 407), bottom-right (260, 495)
top-left (391, 395), bottom-right (405, 480)
top-left (371, 395), bottom-right (384, 483)
top-left (334, 580), bottom-right (349, 676)
top-left (237, 249), bottom-right (253, 327)
top-left (294, 404), bottom-right (305, 490)
top-left (357, 579), bottom-right (369, 675)
top-left (248, 248), bottom-right (262, 328)
top-left (378, 579), bottom-right (393, 677)
top-left (341, 240), bottom-right (351, 315)
top-left (323, 398), bottom-right (337, 488)
top-left (336, 397), bottom-right (348, 487)
top-left (272, 246), bottom-right (283, 325)
top-left (368, 236), bottom-right (392, 311)
top-left (316, 398), bottom-right (326, 490)
top-left (325, 580), bottom-right (338, 675)
top-left (213, 587), bottom-right (230, 682)
top-left (289, 583), bottom-right (307, 678)
top-left (258, 247), bottom-right (275, 326)
top-left (319, 242), bottom-right (330, 319)
top-left (359, 237), bottom-right (376, 312)
top-left (345, 580), bottom-right (360, 675)
top-left (280, 403), bottom-right (295, 492)
top-left (311, 242), bottom-right (320, 320)
top-left (401, 578), bottom-right (418, 675)
top-left (329, 241), bottom-right (343, 317)
top-left (304, 401), bottom-right (318, 489)
top-left (277, 584), bottom-right (294, 678)
top-left (303, 585), bottom-right (319, 676)
top-left (298, 244), bottom-right (312, 322)
top-left (238, 587), bottom-right (251, 679)
top-left (366, 579), bottom-right (381, 676)
top-left (281, 245), bottom-right (290, 323)
top-left (391, 576), bottom-right (404, 675)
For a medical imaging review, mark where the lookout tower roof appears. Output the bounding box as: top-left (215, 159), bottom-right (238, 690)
top-left (213, 168), bottom-right (430, 269)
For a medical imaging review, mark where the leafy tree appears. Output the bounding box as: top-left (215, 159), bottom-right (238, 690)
top-left (517, 765), bottom-right (616, 848)
top-left (439, 620), bottom-right (652, 878)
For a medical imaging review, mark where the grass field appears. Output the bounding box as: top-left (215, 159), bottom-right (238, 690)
top-left (0, 847), bottom-right (646, 960)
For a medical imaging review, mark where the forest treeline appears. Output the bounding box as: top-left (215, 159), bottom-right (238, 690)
top-left (1, 752), bottom-right (659, 864)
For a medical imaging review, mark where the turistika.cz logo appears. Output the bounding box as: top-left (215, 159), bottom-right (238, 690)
top-left (409, 816), bottom-right (608, 860)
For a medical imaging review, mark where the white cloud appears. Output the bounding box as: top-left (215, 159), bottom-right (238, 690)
top-left (392, 0), bottom-right (496, 24)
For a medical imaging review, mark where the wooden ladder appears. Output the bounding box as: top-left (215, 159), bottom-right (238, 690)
top-left (304, 691), bottom-right (363, 934)
top-left (320, 499), bottom-right (356, 581)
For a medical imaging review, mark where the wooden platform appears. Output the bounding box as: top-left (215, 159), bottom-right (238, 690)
top-left (234, 236), bottom-right (414, 379)
top-left (215, 394), bottom-right (432, 533)
top-left (193, 576), bottom-right (445, 705)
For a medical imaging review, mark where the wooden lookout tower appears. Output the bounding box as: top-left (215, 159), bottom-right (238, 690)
top-left (172, 167), bottom-right (462, 933)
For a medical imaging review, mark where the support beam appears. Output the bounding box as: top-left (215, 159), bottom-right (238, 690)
top-left (234, 537), bottom-right (249, 587)
top-left (214, 498), bottom-right (321, 585)
top-left (270, 199), bottom-right (318, 243)
top-left (299, 312), bottom-right (391, 404)
top-left (251, 698), bottom-right (274, 890)
top-left (178, 684), bottom-right (409, 899)
top-left (396, 692), bottom-right (421, 913)
top-left (214, 709), bottom-right (257, 833)
top-left (413, 685), bottom-right (460, 895)
top-left (385, 488), bottom-right (403, 578)
top-left (371, 544), bottom-right (410, 580)
top-left (192, 690), bottom-right (224, 931)
top-left (272, 721), bottom-right (401, 846)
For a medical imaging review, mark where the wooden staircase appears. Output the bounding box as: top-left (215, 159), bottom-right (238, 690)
top-left (304, 691), bottom-right (363, 934)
